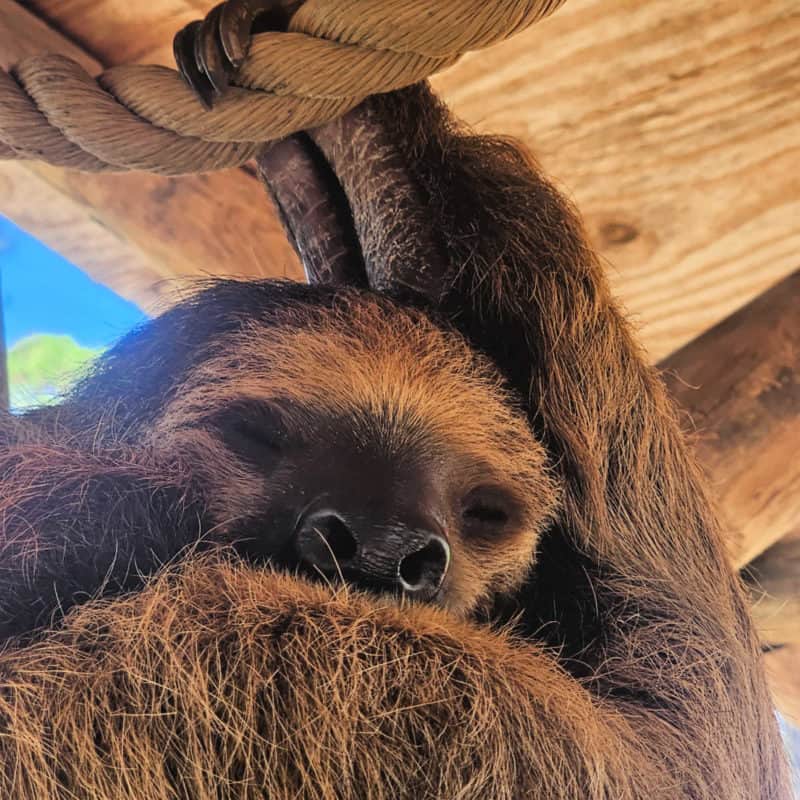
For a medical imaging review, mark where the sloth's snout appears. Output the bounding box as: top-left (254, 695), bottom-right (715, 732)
top-left (294, 508), bottom-right (450, 601)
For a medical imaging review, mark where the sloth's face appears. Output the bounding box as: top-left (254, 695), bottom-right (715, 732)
top-left (148, 296), bottom-right (559, 617)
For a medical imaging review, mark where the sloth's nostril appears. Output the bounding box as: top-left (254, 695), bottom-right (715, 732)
top-left (317, 514), bottom-right (358, 562)
top-left (295, 511), bottom-right (358, 570)
top-left (398, 534), bottom-right (450, 595)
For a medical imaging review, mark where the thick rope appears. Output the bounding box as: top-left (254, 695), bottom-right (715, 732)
top-left (0, 0), bottom-right (566, 175)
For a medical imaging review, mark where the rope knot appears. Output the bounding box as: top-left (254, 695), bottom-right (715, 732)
top-left (0, 0), bottom-right (567, 175)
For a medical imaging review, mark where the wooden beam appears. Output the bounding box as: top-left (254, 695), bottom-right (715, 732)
top-left (660, 272), bottom-right (800, 721)
top-left (745, 531), bottom-right (800, 647)
top-left (0, 0), bottom-right (301, 313)
top-left (19, 0), bottom-right (204, 66)
top-left (661, 271), bottom-right (800, 569)
top-left (434, 0), bottom-right (800, 361)
top-left (764, 644), bottom-right (800, 727)
top-left (0, 161), bottom-right (181, 311)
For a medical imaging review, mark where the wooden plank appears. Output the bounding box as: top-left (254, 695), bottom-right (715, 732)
top-left (746, 532), bottom-right (800, 648)
top-left (0, 161), bottom-right (170, 311)
top-left (2, 161), bottom-right (302, 318)
top-left (764, 645), bottom-right (800, 727)
top-left (659, 274), bottom-right (800, 716)
top-left (4, 0), bottom-right (98, 71)
top-left (21, 163), bottom-right (302, 311)
top-left (19, 0), bottom-right (208, 66)
top-left (661, 271), bottom-right (800, 569)
top-left (0, 0), bottom-right (301, 311)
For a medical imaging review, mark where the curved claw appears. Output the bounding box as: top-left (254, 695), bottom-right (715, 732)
top-left (258, 136), bottom-right (369, 288)
top-left (173, 0), bottom-right (283, 109)
top-left (196, 4), bottom-right (230, 98)
top-left (174, 20), bottom-right (215, 110)
top-left (219, 0), bottom-right (275, 69)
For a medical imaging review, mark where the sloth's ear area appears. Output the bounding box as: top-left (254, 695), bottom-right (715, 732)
top-left (258, 135), bottom-right (369, 289)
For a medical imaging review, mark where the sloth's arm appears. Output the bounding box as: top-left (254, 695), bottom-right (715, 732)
top-left (0, 423), bottom-right (200, 640)
top-left (0, 563), bottom-right (655, 799)
top-left (280, 84), bottom-right (787, 795)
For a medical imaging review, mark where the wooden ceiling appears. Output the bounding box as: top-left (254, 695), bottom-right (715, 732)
top-left (2, 0), bottom-right (799, 360)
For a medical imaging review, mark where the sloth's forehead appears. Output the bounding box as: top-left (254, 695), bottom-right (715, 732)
top-left (151, 302), bottom-right (549, 488)
top-left (174, 306), bottom-right (507, 427)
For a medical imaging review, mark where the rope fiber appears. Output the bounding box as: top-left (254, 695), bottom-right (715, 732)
top-left (0, 0), bottom-right (566, 175)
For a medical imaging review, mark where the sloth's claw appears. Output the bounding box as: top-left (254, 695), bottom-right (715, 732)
top-left (218, 0), bottom-right (275, 69)
top-left (173, 21), bottom-right (215, 110)
top-left (173, 0), bottom-right (280, 109)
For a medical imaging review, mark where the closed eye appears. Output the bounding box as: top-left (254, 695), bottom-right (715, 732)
top-left (463, 503), bottom-right (509, 525)
top-left (461, 486), bottom-right (516, 530)
top-left (232, 416), bottom-right (283, 452)
top-left (208, 400), bottom-right (292, 463)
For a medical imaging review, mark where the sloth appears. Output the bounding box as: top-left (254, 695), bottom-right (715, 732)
top-left (0, 283), bottom-right (559, 637)
top-left (0, 83), bottom-right (790, 797)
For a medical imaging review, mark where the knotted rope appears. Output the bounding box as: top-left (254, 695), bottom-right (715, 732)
top-left (0, 0), bottom-right (566, 175)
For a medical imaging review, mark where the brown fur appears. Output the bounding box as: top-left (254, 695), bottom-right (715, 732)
top-left (0, 82), bottom-right (792, 797)
top-left (0, 558), bottom-right (655, 800)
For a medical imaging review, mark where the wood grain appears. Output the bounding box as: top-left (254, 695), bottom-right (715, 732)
top-left (659, 273), bottom-right (800, 719)
top-left (18, 0), bottom-right (208, 65)
top-left (0, 162), bottom-right (167, 308)
top-left (0, 161), bottom-right (300, 312)
top-left (0, 0), bottom-right (301, 312)
top-left (764, 645), bottom-right (800, 727)
top-left (661, 271), bottom-right (800, 569)
top-left (746, 531), bottom-right (800, 648)
top-left (432, 0), bottom-right (800, 360)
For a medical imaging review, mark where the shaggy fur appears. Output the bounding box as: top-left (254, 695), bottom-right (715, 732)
top-left (0, 559), bottom-right (654, 800)
top-left (0, 83), bottom-right (791, 797)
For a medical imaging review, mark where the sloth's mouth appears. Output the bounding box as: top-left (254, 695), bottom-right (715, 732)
top-left (256, 99), bottom-right (449, 302)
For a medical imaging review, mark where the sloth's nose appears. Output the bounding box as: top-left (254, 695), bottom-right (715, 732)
top-left (293, 509), bottom-right (450, 601)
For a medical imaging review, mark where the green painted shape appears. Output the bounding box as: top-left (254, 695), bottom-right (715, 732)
top-left (7, 334), bottom-right (103, 408)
